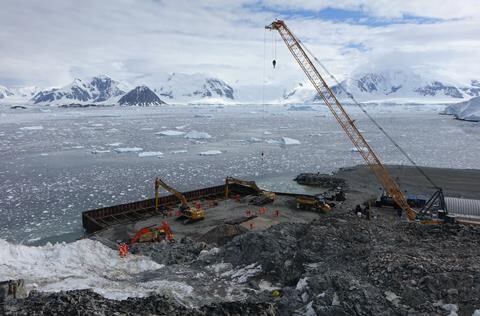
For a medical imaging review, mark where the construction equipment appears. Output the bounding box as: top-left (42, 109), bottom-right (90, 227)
top-left (155, 177), bottom-right (205, 224)
top-left (296, 195), bottom-right (331, 213)
top-left (129, 221), bottom-right (174, 244)
top-left (225, 177), bottom-right (275, 205)
top-left (266, 20), bottom-right (449, 223)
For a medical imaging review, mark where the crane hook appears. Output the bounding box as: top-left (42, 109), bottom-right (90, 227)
top-left (272, 59), bottom-right (276, 69)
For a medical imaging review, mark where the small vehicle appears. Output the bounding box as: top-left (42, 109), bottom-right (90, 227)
top-left (296, 195), bottom-right (331, 213)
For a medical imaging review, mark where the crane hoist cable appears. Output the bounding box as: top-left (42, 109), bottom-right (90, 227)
top-left (294, 35), bottom-right (440, 190)
top-left (260, 28), bottom-right (267, 178)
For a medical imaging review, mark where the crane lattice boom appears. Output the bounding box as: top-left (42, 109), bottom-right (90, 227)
top-left (266, 20), bottom-right (416, 221)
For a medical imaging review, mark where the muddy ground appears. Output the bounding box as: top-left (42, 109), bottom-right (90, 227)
top-left (4, 165), bottom-right (480, 315)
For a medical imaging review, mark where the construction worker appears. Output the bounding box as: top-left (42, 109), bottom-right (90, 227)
top-left (118, 242), bottom-right (128, 257)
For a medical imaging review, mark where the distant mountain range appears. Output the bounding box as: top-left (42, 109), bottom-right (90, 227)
top-left (284, 69), bottom-right (480, 104)
top-left (1, 68), bottom-right (479, 106)
top-left (0, 73), bottom-right (235, 106)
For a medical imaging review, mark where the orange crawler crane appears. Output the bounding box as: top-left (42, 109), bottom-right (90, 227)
top-left (266, 20), bottom-right (449, 223)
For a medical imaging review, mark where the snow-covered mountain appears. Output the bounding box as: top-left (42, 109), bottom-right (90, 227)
top-left (443, 96), bottom-right (480, 121)
top-left (284, 69), bottom-right (480, 104)
top-left (0, 85), bottom-right (41, 105)
top-left (118, 86), bottom-right (166, 106)
top-left (0, 85), bottom-right (14, 99)
top-left (32, 75), bottom-right (130, 105)
top-left (154, 73), bottom-right (234, 104)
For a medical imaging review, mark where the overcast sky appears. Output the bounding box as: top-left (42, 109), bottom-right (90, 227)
top-left (0, 0), bottom-right (479, 88)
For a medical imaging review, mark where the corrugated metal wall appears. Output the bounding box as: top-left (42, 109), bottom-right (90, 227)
top-left (445, 197), bottom-right (480, 217)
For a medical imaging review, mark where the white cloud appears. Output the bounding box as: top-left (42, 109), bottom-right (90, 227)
top-left (0, 0), bottom-right (479, 89)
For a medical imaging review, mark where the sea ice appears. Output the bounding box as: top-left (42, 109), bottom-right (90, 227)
top-left (171, 150), bottom-right (188, 154)
top-left (91, 150), bottom-right (111, 154)
top-left (155, 130), bottom-right (185, 136)
top-left (199, 150), bottom-right (222, 156)
top-left (138, 151), bottom-right (163, 157)
top-left (20, 126), bottom-right (43, 131)
top-left (185, 131), bottom-right (212, 139)
top-left (114, 147), bottom-right (143, 153)
top-left (281, 137), bottom-right (301, 145)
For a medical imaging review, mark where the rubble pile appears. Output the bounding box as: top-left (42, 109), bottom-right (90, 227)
top-left (199, 224), bottom-right (249, 246)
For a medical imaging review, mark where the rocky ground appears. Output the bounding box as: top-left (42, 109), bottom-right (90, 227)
top-left (4, 207), bottom-right (480, 315)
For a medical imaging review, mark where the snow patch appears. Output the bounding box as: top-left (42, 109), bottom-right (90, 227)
top-left (221, 263), bottom-right (262, 283)
top-left (0, 239), bottom-right (163, 300)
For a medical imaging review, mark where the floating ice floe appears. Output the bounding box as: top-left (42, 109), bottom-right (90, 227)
top-left (106, 142), bottom-right (122, 147)
top-left (91, 150), bottom-right (111, 154)
top-left (281, 137), bottom-right (301, 146)
top-left (138, 151), bottom-right (163, 158)
top-left (114, 147), bottom-right (143, 153)
top-left (20, 126), bottom-right (43, 131)
top-left (171, 150), bottom-right (188, 154)
top-left (199, 150), bottom-right (222, 156)
top-left (175, 125), bottom-right (188, 130)
top-left (185, 131), bottom-right (212, 140)
top-left (155, 130), bottom-right (185, 136)
top-left (266, 139), bottom-right (280, 144)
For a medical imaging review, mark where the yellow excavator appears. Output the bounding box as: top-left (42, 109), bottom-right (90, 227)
top-left (266, 20), bottom-right (452, 224)
top-left (155, 177), bottom-right (205, 224)
top-left (225, 177), bottom-right (275, 205)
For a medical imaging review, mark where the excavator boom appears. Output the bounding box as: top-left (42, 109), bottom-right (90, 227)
top-left (155, 177), bottom-right (189, 207)
top-left (266, 20), bottom-right (416, 221)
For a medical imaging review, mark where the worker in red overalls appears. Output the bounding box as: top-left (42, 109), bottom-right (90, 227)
top-left (118, 242), bottom-right (129, 257)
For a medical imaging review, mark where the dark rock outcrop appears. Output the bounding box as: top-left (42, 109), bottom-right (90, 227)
top-left (118, 85), bottom-right (166, 106)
